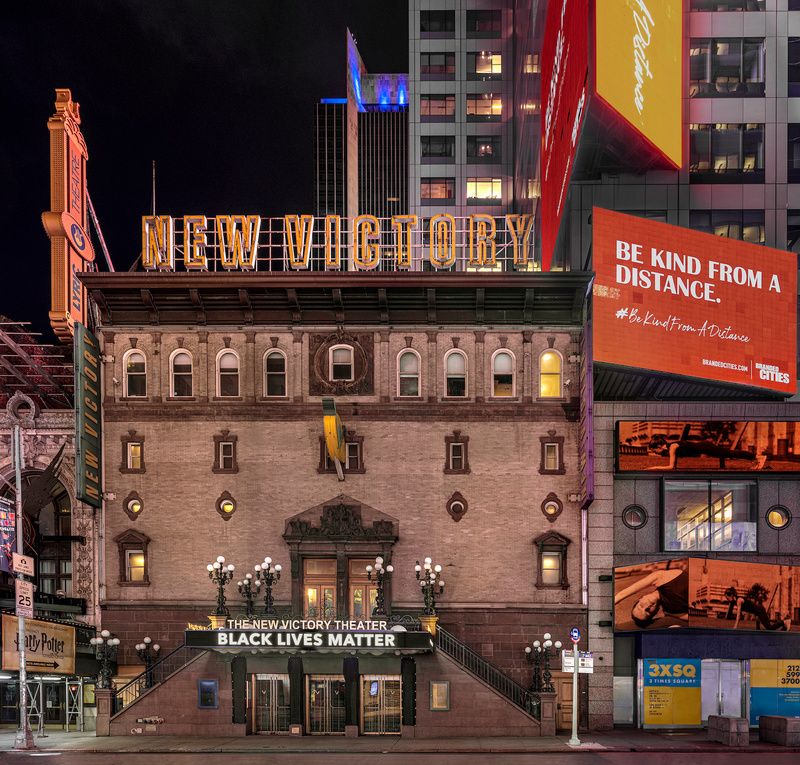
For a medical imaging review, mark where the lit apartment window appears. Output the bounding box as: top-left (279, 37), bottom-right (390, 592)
top-left (663, 480), bottom-right (756, 552)
top-left (421, 136), bottom-right (455, 163)
top-left (420, 95), bottom-right (455, 122)
top-left (124, 350), bottom-right (147, 398)
top-left (397, 350), bottom-right (421, 397)
top-left (264, 350), bottom-right (287, 397)
top-left (466, 177), bottom-right (502, 203)
top-left (524, 53), bottom-right (540, 74)
top-left (689, 123), bottom-right (764, 182)
top-left (491, 350), bottom-right (514, 397)
top-left (466, 9), bottom-right (501, 38)
top-left (445, 350), bottom-right (467, 397)
top-left (421, 52), bottom-right (455, 80)
top-left (126, 550), bottom-right (146, 582)
top-left (304, 559), bottom-right (336, 619)
top-left (170, 350), bottom-right (193, 397)
top-left (689, 210), bottom-right (765, 244)
top-left (466, 94), bottom-right (502, 121)
top-left (420, 10), bottom-right (455, 37)
top-left (544, 443), bottom-right (559, 471)
top-left (127, 442), bottom-right (143, 471)
top-left (690, 0), bottom-right (764, 8)
top-left (689, 39), bottom-right (764, 97)
top-left (538, 350), bottom-right (562, 398)
top-left (217, 350), bottom-right (240, 397)
top-left (467, 136), bottom-right (501, 162)
top-left (467, 52), bottom-right (502, 80)
top-left (421, 177), bottom-right (455, 202)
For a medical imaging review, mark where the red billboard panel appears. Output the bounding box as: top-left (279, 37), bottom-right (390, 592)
top-left (592, 208), bottom-right (797, 394)
top-left (539, 0), bottom-right (588, 272)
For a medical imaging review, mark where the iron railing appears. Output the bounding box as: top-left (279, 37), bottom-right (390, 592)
top-left (436, 626), bottom-right (540, 720)
top-left (113, 644), bottom-right (200, 714)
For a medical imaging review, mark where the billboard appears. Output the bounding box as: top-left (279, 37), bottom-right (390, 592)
top-left (2, 614), bottom-right (76, 675)
top-left (750, 660), bottom-right (800, 724)
top-left (595, 0), bottom-right (683, 167)
top-left (615, 558), bottom-right (800, 633)
top-left (642, 658), bottom-right (701, 727)
top-left (540, 0), bottom-right (588, 271)
top-left (592, 208), bottom-right (797, 394)
top-left (617, 421), bottom-right (800, 472)
top-left (75, 323), bottom-right (102, 507)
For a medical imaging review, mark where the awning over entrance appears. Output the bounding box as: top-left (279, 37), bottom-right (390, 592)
top-left (185, 628), bottom-right (433, 655)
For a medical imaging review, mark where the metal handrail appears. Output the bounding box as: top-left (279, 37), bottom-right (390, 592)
top-left (112, 644), bottom-right (199, 714)
top-left (436, 626), bottom-right (540, 720)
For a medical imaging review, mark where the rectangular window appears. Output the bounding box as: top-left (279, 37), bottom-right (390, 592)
top-left (689, 38), bottom-right (765, 97)
top-left (689, 209), bottom-right (765, 244)
top-left (544, 443), bottom-right (559, 472)
top-left (304, 559), bottom-right (337, 619)
top-left (346, 442), bottom-right (361, 471)
top-left (421, 136), bottom-right (455, 163)
top-left (322, 438), bottom-right (364, 473)
top-left (540, 551), bottom-right (562, 585)
top-left (789, 125), bottom-right (800, 183)
top-left (420, 10), bottom-right (455, 37)
top-left (421, 177), bottom-right (455, 201)
top-left (449, 442), bottom-right (465, 471)
top-left (466, 177), bottom-right (502, 203)
top-left (198, 680), bottom-right (219, 709)
top-left (467, 52), bottom-right (502, 80)
top-left (348, 559), bottom-right (378, 619)
top-left (790, 38), bottom-right (800, 97)
top-left (690, 0), bottom-right (765, 8)
top-left (430, 681), bottom-right (450, 711)
top-left (466, 9), bottom-right (501, 38)
top-left (466, 136), bottom-right (501, 162)
top-left (421, 52), bottom-right (455, 80)
top-left (420, 95), bottom-right (455, 122)
top-left (127, 442), bottom-right (142, 470)
top-left (689, 123), bottom-right (764, 182)
top-left (788, 210), bottom-right (800, 252)
top-left (663, 480), bottom-right (757, 552)
top-left (126, 550), bottom-right (146, 582)
top-left (219, 442), bottom-right (235, 471)
top-left (466, 94), bottom-right (502, 121)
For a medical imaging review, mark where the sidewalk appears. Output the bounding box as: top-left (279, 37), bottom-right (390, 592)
top-left (0, 728), bottom-right (798, 754)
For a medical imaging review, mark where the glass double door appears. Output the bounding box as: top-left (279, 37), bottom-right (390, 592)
top-left (251, 675), bottom-right (290, 734)
top-left (361, 676), bottom-right (401, 734)
top-left (307, 675), bottom-right (346, 735)
top-left (701, 660), bottom-right (744, 721)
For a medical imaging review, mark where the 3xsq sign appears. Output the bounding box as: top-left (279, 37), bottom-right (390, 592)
top-left (648, 662), bottom-right (697, 679)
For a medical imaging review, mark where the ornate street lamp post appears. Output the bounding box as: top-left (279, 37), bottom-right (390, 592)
top-left (524, 633), bottom-right (562, 693)
top-left (366, 556), bottom-right (393, 616)
top-left (90, 630), bottom-right (120, 689)
top-left (254, 557), bottom-right (281, 616)
top-left (414, 557), bottom-right (445, 616)
top-left (237, 573), bottom-right (261, 617)
top-left (206, 555), bottom-right (235, 616)
top-left (135, 636), bottom-right (161, 689)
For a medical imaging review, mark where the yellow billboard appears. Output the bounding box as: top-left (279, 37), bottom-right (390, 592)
top-left (595, 0), bottom-right (682, 167)
top-left (642, 659), bottom-right (701, 727)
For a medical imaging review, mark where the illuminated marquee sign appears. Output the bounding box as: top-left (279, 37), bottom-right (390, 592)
top-left (592, 208), bottom-right (797, 393)
top-left (74, 323), bottom-right (102, 507)
top-left (42, 90), bottom-right (95, 342)
top-left (141, 214), bottom-right (534, 271)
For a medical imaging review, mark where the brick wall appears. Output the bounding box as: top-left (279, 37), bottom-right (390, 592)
top-left (109, 651), bottom-right (243, 736)
top-left (413, 651), bottom-right (540, 738)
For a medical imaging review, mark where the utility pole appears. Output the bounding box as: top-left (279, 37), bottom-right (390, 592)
top-left (9, 398), bottom-right (35, 750)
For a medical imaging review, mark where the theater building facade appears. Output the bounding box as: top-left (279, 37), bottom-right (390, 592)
top-left (83, 265), bottom-right (593, 736)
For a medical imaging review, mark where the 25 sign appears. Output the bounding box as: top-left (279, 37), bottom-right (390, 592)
top-left (15, 579), bottom-right (34, 618)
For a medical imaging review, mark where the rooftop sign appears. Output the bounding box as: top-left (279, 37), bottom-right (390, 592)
top-left (141, 214), bottom-right (535, 272)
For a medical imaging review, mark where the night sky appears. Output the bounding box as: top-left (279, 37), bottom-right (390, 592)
top-left (0, 0), bottom-right (407, 338)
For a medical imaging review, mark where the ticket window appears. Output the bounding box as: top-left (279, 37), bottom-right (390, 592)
top-left (348, 559), bottom-right (379, 619)
top-left (304, 559), bottom-right (336, 619)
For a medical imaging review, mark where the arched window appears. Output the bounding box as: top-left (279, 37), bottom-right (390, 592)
top-left (329, 345), bottom-right (354, 381)
top-left (445, 350), bottom-right (467, 397)
top-left (264, 350), bottom-right (287, 397)
top-left (217, 350), bottom-right (240, 397)
top-left (492, 350), bottom-right (515, 397)
top-left (124, 350), bottom-right (147, 398)
top-left (397, 350), bottom-right (421, 397)
top-left (170, 350), bottom-right (193, 397)
top-left (539, 349), bottom-right (562, 398)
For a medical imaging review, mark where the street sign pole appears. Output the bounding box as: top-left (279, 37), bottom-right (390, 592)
top-left (12, 423), bottom-right (34, 750)
top-left (569, 627), bottom-right (581, 747)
